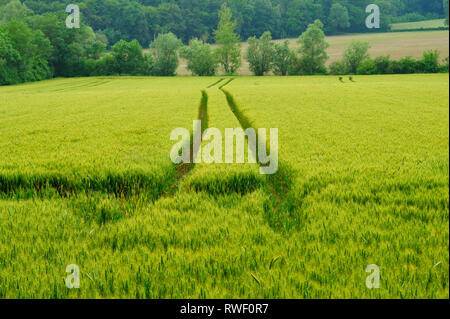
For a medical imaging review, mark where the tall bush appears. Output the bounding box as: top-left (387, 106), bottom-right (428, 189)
top-left (180, 39), bottom-right (217, 76)
top-left (246, 31), bottom-right (275, 76)
top-left (150, 32), bottom-right (182, 76)
top-left (343, 40), bottom-right (371, 74)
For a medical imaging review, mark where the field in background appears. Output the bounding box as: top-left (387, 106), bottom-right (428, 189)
top-left (177, 30), bottom-right (450, 75)
top-left (391, 19), bottom-right (447, 31)
top-left (0, 75), bottom-right (448, 298)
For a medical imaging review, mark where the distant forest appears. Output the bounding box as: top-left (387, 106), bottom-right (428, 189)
top-left (3, 0), bottom-right (448, 46)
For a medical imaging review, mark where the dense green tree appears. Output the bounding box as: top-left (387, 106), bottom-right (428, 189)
top-left (27, 13), bottom-right (98, 76)
top-left (356, 58), bottom-right (376, 74)
top-left (444, 0), bottom-right (449, 26)
top-left (0, 20), bottom-right (52, 82)
top-left (0, 0), bottom-right (33, 24)
top-left (85, 40), bottom-right (106, 60)
top-left (395, 56), bottom-right (421, 74)
top-left (328, 3), bottom-right (350, 33)
top-left (328, 60), bottom-right (349, 75)
top-left (92, 54), bottom-right (116, 76)
top-left (373, 55), bottom-right (394, 74)
top-left (150, 32), bottom-right (182, 76)
top-left (357, 55), bottom-right (395, 74)
top-left (230, 0), bottom-right (281, 39)
top-left (214, 3), bottom-right (241, 74)
top-left (111, 39), bottom-right (148, 75)
top-left (155, 3), bottom-right (186, 41)
top-left (15, 0), bottom-right (448, 46)
top-left (422, 49), bottom-right (441, 73)
top-left (0, 30), bottom-right (20, 84)
top-left (180, 39), bottom-right (218, 76)
top-left (297, 20), bottom-right (329, 74)
top-left (343, 40), bottom-right (371, 74)
top-left (282, 0), bottom-right (322, 39)
top-left (272, 40), bottom-right (295, 76)
top-left (82, 0), bottom-right (152, 46)
top-left (246, 31), bottom-right (275, 76)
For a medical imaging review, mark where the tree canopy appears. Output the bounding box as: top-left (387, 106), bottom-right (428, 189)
top-left (1, 0), bottom-right (443, 47)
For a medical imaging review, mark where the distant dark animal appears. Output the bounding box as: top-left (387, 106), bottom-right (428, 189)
top-left (349, 76), bottom-right (355, 82)
top-left (339, 77), bottom-right (344, 83)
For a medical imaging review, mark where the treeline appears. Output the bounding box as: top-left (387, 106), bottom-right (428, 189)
top-left (1, 2), bottom-right (448, 85)
top-left (329, 45), bottom-right (449, 75)
top-left (2, 0), bottom-right (448, 46)
top-left (244, 20), bottom-right (449, 76)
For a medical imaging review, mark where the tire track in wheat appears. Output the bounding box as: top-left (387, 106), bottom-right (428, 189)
top-left (219, 84), bottom-right (301, 232)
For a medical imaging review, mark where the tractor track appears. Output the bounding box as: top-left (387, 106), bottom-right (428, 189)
top-left (219, 85), bottom-right (300, 232)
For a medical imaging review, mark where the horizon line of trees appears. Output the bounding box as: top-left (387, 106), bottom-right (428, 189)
top-left (1, 3), bottom-right (449, 86)
top-left (0, 0), bottom-right (449, 47)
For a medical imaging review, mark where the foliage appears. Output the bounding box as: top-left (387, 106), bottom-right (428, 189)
top-left (0, 20), bottom-right (52, 84)
top-left (356, 51), bottom-right (449, 75)
top-left (180, 39), bottom-right (218, 76)
top-left (214, 3), bottom-right (241, 75)
top-left (0, 30), bottom-right (20, 84)
top-left (328, 60), bottom-right (349, 75)
top-left (296, 20), bottom-right (329, 75)
top-left (422, 49), bottom-right (441, 73)
top-left (444, 0), bottom-right (449, 26)
top-left (357, 55), bottom-right (393, 74)
top-left (246, 31), bottom-right (275, 76)
top-left (149, 32), bottom-right (182, 76)
top-left (26, 13), bottom-right (100, 77)
top-left (272, 40), bottom-right (296, 76)
top-left (343, 40), bottom-right (371, 74)
top-left (111, 39), bottom-right (149, 75)
top-left (86, 41), bottom-right (106, 60)
top-left (0, 0), bottom-right (33, 24)
top-left (394, 56), bottom-right (423, 74)
top-left (328, 3), bottom-right (350, 33)
top-left (8, 0), bottom-right (445, 46)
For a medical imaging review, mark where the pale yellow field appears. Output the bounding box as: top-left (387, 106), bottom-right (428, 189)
top-left (391, 19), bottom-right (447, 31)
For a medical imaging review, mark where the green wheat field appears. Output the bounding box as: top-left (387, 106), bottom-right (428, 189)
top-left (0, 74), bottom-right (448, 298)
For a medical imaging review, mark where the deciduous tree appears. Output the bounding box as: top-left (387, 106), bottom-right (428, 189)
top-left (214, 3), bottom-right (241, 75)
top-left (272, 40), bottom-right (295, 76)
top-left (297, 20), bottom-right (329, 74)
top-left (246, 31), bottom-right (275, 76)
top-left (328, 3), bottom-right (350, 32)
top-left (343, 40), bottom-right (371, 74)
top-left (180, 39), bottom-right (218, 76)
top-left (150, 32), bottom-right (182, 76)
